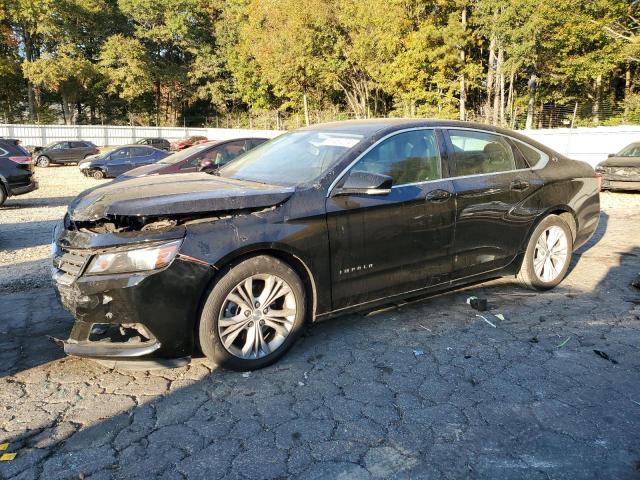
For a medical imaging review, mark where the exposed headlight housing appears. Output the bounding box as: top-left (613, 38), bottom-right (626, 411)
top-left (85, 240), bottom-right (182, 275)
top-left (79, 162), bottom-right (90, 170)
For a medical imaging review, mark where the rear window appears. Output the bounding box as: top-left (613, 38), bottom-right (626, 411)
top-left (0, 141), bottom-right (28, 156)
top-left (512, 139), bottom-right (548, 168)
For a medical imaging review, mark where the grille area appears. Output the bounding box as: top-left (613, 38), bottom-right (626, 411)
top-left (54, 249), bottom-right (92, 284)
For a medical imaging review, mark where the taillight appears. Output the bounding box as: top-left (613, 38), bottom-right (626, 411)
top-left (595, 173), bottom-right (602, 192)
top-left (8, 156), bottom-right (33, 164)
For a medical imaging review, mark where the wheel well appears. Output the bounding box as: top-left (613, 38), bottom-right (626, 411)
top-left (550, 209), bottom-right (577, 241)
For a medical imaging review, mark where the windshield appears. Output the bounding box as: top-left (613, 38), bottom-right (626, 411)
top-left (617, 144), bottom-right (640, 157)
top-left (219, 131), bottom-right (363, 185)
top-left (157, 143), bottom-right (213, 164)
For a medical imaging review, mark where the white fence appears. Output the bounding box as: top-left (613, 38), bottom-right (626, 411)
top-left (521, 125), bottom-right (640, 167)
top-left (0, 124), bottom-right (282, 148)
top-left (2, 123), bottom-right (639, 167)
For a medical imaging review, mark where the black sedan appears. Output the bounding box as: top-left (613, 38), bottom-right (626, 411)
top-left (596, 142), bottom-right (640, 191)
top-left (51, 120), bottom-right (600, 370)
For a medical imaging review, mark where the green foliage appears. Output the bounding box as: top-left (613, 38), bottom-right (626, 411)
top-left (0, 0), bottom-right (637, 125)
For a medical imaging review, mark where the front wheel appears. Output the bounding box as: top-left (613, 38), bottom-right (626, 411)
top-left (199, 255), bottom-right (307, 371)
top-left (36, 156), bottom-right (50, 167)
top-left (517, 215), bottom-right (573, 290)
top-left (92, 169), bottom-right (105, 180)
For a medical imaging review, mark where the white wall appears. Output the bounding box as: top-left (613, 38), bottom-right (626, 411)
top-left (0, 124), bottom-right (282, 148)
top-left (2, 122), bottom-right (639, 168)
top-left (520, 125), bottom-right (640, 167)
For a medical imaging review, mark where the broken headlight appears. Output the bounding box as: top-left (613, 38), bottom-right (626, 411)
top-left (85, 240), bottom-right (182, 275)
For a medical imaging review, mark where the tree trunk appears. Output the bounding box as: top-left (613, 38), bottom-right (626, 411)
top-left (625, 63), bottom-right (632, 114)
top-left (499, 57), bottom-right (505, 126)
top-left (525, 75), bottom-right (537, 129)
top-left (303, 94), bottom-right (310, 126)
top-left (459, 5), bottom-right (467, 121)
top-left (492, 47), bottom-right (503, 125)
top-left (485, 33), bottom-right (497, 123)
top-left (593, 75), bottom-right (602, 125)
top-left (506, 68), bottom-right (515, 125)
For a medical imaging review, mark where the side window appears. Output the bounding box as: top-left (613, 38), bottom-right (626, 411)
top-left (131, 147), bottom-right (150, 157)
top-left (448, 130), bottom-right (516, 176)
top-left (351, 129), bottom-right (442, 185)
top-left (215, 140), bottom-right (247, 165)
top-left (111, 148), bottom-right (130, 160)
top-left (70, 141), bottom-right (84, 148)
top-left (247, 138), bottom-right (267, 149)
top-left (52, 142), bottom-right (68, 150)
top-left (512, 139), bottom-right (548, 168)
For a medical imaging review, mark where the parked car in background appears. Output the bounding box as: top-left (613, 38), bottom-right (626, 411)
top-left (79, 145), bottom-right (169, 179)
top-left (33, 141), bottom-right (99, 167)
top-left (122, 137), bottom-right (269, 178)
top-left (135, 137), bottom-right (171, 150)
top-left (52, 119), bottom-right (599, 370)
top-left (170, 135), bottom-right (208, 151)
top-left (596, 142), bottom-right (640, 191)
top-left (0, 138), bottom-right (37, 205)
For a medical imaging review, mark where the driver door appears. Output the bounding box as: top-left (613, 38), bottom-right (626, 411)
top-left (326, 129), bottom-right (455, 309)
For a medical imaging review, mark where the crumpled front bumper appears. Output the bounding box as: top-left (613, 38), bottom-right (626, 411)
top-left (52, 226), bottom-right (214, 359)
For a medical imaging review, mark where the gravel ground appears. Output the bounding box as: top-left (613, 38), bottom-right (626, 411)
top-left (0, 166), bottom-right (107, 293)
top-left (1, 165), bottom-right (640, 479)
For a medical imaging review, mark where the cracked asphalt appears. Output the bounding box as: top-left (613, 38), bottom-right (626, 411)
top-left (1, 167), bottom-right (640, 480)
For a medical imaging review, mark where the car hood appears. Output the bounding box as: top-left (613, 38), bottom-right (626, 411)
top-left (598, 156), bottom-right (640, 168)
top-left (67, 173), bottom-right (294, 222)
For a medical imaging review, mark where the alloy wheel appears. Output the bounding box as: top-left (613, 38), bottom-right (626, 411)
top-left (533, 225), bottom-right (568, 283)
top-left (218, 274), bottom-right (297, 359)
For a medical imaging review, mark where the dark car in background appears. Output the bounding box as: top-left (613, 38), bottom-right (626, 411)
top-left (135, 137), bottom-right (171, 151)
top-left (79, 145), bottom-right (169, 179)
top-left (122, 137), bottom-right (268, 178)
top-left (52, 120), bottom-right (600, 371)
top-left (596, 142), bottom-right (640, 191)
top-left (33, 141), bottom-right (99, 167)
top-left (170, 135), bottom-right (208, 151)
top-left (0, 138), bottom-right (38, 205)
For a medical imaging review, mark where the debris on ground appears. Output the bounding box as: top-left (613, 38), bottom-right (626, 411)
top-left (632, 274), bottom-right (640, 290)
top-left (476, 314), bottom-right (496, 328)
top-left (494, 313), bottom-right (505, 321)
top-left (241, 372), bottom-right (251, 378)
top-left (593, 350), bottom-right (619, 364)
top-left (413, 349), bottom-right (425, 357)
top-left (556, 337), bottom-right (571, 348)
top-left (0, 443), bottom-right (7, 451)
top-left (467, 296), bottom-right (488, 311)
top-left (529, 337), bottom-right (539, 343)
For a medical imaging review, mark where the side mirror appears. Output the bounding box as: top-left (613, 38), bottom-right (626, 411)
top-left (333, 171), bottom-right (392, 196)
top-left (198, 159), bottom-right (214, 172)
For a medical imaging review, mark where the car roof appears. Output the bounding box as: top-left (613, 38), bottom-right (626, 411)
top-left (298, 119), bottom-right (556, 155)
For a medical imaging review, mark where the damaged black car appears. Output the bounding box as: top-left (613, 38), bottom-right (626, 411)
top-left (595, 142), bottom-right (640, 191)
top-left (52, 120), bottom-right (600, 370)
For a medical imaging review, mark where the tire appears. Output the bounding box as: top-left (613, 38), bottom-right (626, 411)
top-left (0, 185), bottom-right (6, 206)
top-left (92, 169), bottom-right (105, 180)
top-left (36, 156), bottom-right (50, 167)
top-left (199, 255), bottom-right (307, 371)
top-left (517, 214), bottom-right (573, 290)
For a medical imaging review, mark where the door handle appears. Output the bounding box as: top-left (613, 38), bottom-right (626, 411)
top-left (425, 189), bottom-right (452, 202)
top-left (510, 179), bottom-right (530, 191)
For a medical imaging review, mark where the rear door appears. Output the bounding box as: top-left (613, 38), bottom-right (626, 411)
top-left (327, 128), bottom-right (455, 309)
top-left (443, 128), bottom-right (544, 279)
top-left (131, 147), bottom-right (156, 166)
top-left (69, 142), bottom-right (89, 162)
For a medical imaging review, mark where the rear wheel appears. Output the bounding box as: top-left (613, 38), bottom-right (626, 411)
top-left (199, 255), bottom-right (307, 370)
top-left (517, 215), bottom-right (573, 290)
top-left (92, 169), bottom-right (105, 180)
top-left (0, 185), bottom-right (6, 206)
top-left (36, 156), bottom-right (50, 167)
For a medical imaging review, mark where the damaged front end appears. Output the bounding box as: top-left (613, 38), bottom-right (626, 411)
top-left (52, 173), bottom-right (294, 361)
top-left (52, 221), bottom-right (213, 359)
